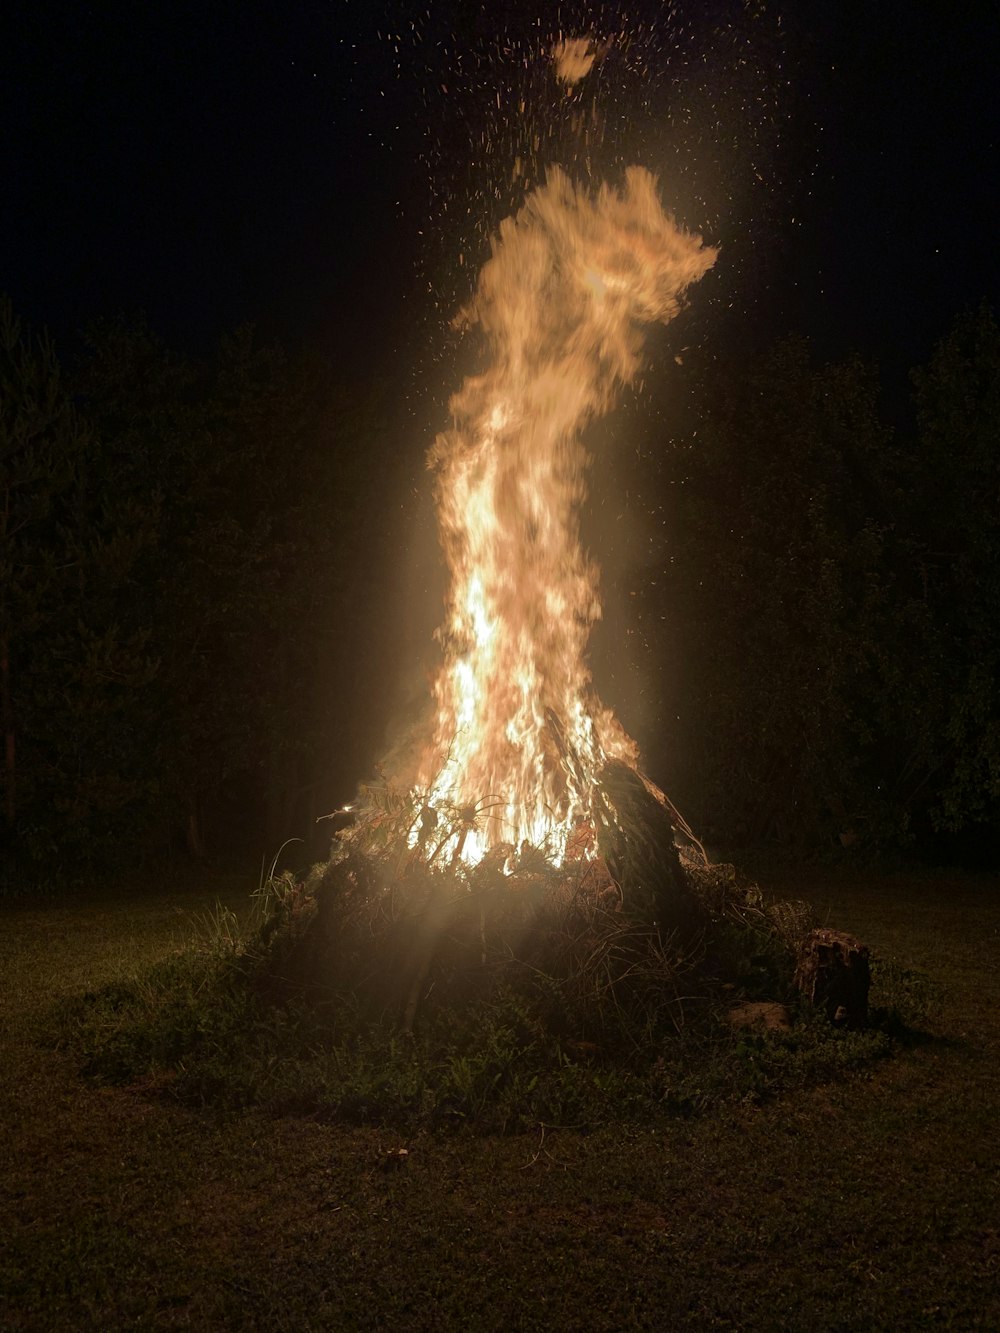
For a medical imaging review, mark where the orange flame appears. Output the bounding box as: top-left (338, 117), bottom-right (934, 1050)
top-left (413, 166), bottom-right (716, 864)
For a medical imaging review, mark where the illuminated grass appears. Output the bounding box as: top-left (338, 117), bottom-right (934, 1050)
top-left (2, 865), bottom-right (997, 1330)
top-left (50, 857), bottom-right (925, 1133)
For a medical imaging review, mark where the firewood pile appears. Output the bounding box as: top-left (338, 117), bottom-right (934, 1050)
top-left (239, 770), bottom-right (868, 1041)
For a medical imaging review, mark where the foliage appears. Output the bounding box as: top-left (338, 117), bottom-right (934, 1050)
top-left (71, 316), bottom-right (400, 858)
top-left (907, 304), bottom-right (1000, 834)
top-left (1, 299), bottom-right (402, 883)
top-left (645, 316), bottom-right (1000, 853)
top-left (0, 297), bottom-right (160, 869)
top-left (666, 341), bottom-right (905, 845)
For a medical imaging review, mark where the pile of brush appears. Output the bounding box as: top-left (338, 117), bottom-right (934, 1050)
top-left (237, 763), bottom-right (820, 1044)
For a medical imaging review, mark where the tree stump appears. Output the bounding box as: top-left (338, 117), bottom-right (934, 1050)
top-left (794, 928), bottom-right (870, 1027)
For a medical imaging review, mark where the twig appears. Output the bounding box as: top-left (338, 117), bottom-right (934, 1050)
top-left (518, 1123), bottom-right (575, 1171)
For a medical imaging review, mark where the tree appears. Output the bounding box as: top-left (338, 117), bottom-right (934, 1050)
top-left (907, 304), bottom-right (1000, 836)
top-left (0, 296), bottom-right (85, 839)
top-left (635, 314), bottom-right (1000, 855)
top-left (73, 316), bottom-right (401, 862)
top-left (1, 299), bottom-right (160, 874)
top-left (646, 339), bottom-right (905, 847)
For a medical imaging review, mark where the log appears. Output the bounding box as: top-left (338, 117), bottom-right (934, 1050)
top-left (794, 927), bottom-right (870, 1027)
top-left (595, 761), bottom-right (701, 937)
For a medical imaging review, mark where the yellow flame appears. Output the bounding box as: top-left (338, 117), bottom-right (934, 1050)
top-left (552, 37), bottom-right (598, 87)
top-left (413, 167), bottom-right (716, 865)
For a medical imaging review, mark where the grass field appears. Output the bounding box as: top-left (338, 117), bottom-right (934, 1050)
top-left (1, 862), bottom-right (998, 1330)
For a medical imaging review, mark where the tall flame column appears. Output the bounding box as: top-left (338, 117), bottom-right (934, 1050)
top-left (418, 166), bottom-right (717, 863)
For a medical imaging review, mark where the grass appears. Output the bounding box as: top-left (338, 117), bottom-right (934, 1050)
top-left (49, 854), bottom-right (916, 1132)
top-left (2, 860), bottom-right (999, 1329)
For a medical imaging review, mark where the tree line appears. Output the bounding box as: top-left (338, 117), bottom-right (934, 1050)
top-left (1, 298), bottom-right (405, 884)
top-left (2, 295), bottom-right (997, 884)
top-left (636, 306), bottom-right (1000, 858)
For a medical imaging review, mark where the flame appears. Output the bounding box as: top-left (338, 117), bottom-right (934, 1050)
top-left (552, 37), bottom-right (598, 87)
top-left (411, 166), bottom-right (716, 865)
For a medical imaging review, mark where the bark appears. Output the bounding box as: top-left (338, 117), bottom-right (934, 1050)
top-left (794, 927), bottom-right (870, 1027)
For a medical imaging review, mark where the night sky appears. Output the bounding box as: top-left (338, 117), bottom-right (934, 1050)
top-left (3, 0), bottom-right (997, 390)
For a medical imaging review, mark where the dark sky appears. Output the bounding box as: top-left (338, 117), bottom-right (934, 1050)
top-left (3, 0), bottom-right (998, 828)
top-left (2, 0), bottom-right (997, 386)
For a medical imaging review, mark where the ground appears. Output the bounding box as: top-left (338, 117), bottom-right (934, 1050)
top-left (1, 863), bottom-right (998, 1330)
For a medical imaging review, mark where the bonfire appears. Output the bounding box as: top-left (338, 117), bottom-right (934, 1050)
top-left (65, 39), bottom-right (886, 1144)
top-left (252, 39), bottom-right (868, 1043)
